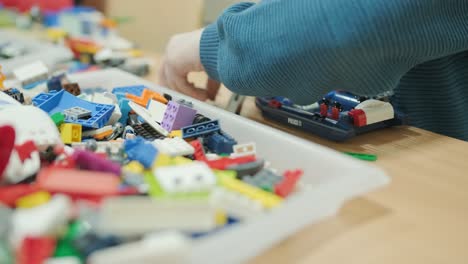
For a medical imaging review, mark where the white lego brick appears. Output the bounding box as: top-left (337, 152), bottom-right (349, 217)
top-left (71, 141), bottom-right (123, 153)
top-left (107, 104), bottom-right (122, 125)
top-left (13, 60), bottom-right (48, 85)
top-left (97, 197), bottom-right (218, 237)
top-left (88, 231), bottom-right (191, 264)
top-left (129, 101), bottom-right (169, 136)
top-left (45, 257), bottom-right (81, 264)
top-left (63, 106), bottom-right (92, 121)
top-left (153, 137), bottom-right (194, 157)
top-left (231, 142), bottom-right (257, 158)
top-left (356, 99), bottom-right (394, 125)
top-left (210, 187), bottom-right (264, 221)
top-left (154, 162), bottom-right (216, 194)
top-left (147, 99), bottom-right (167, 123)
top-left (10, 195), bottom-right (72, 248)
top-left (0, 105), bottom-right (61, 147)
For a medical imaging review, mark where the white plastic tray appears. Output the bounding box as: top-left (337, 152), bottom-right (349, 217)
top-left (69, 69), bottom-right (390, 264)
top-left (0, 30), bottom-right (73, 76)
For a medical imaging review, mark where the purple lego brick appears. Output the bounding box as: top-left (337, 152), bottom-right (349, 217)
top-left (72, 149), bottom-right (122, 176)
top-left (161, 101), bottom-right (197, 131)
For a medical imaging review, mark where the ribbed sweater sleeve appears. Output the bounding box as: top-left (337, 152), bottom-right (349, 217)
top-left (200, 0), bottom-right (468, 105)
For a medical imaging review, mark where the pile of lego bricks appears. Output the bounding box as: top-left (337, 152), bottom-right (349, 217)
top-left (0, 79), bottom-right (304, 263)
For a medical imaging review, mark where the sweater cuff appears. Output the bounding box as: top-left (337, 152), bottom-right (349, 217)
top-left (200, 23), bottom-right (221, 82)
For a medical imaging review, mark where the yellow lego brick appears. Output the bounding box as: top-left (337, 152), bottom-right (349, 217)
top-left (153, 154), bottom-right (173, 168)
top-left (46, 28), bottom-right (67, 41)
top-left (123, 161), bottom-right (145, 174)
top-left (128, 49), bottom-right (143, 57)
top-left (218, 176), bottom-right (283, 209)
top-left (215, 210), bottom-right (228, 226)
top-left (214, 170), bottom-right (237, 180)
top-left (169, 130), bottom-right (182, 138)
top-left (60, 123), bottom-right (82, 144)
top-left (171, 156), bottom-right (193, 165)
top-left (15, 191), bottom-right (51, 208)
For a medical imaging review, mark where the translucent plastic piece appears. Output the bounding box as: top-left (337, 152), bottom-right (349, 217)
top-left (97, 197), bottom-right (218, 237)
top-left (88, 231), bottom-right (191, 264)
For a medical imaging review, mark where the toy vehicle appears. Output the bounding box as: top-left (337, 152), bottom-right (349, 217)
top-left (255, 90), bottom-right (407, 141)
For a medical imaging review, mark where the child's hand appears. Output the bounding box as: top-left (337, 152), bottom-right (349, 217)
top-left (159, 29), bottom-right (211, 101)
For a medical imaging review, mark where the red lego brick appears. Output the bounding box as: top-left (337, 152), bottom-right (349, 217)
top-left (190, 140), bottom-right (207, 161)
top-left (274, 169), bottom-right (303, 198)
top-left (348, 109), bottom-right (367, 127)
top-left (0, 184), bottom-right (40, 208)
top-left (320, 103), bottom-right (328, 117)
top-left (331, 106), bottom-right (340, 120)
top-left (17, 236), bottom-right (56, 264)
top-left (37, 168), bottom-right (120, 199)
top-left (268, 100), bottom-right (282, 109)
top-left (0, 125), bottom-right (16, 179)
top-left (205, 155), bottom-right (256, 170)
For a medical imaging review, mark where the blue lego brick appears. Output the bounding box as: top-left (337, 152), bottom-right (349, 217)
top-left (47, 75), bottom-right (64, 92)
top-left (182, 120), bottom-right (220, 139)
top-left (73, 232), bottom-right (121, 258)
top-left (32, 90), bottom-right (115, 129)
top-left (118, 98), bottom-right (131, 125)
top-left (124, 137), bottom-right (158, 168)
top-left (112, 85), bottom-right (145, 97)
top-left (189, 217), bottom-right (240, 239)
top-left (23, 79), bottom-right (47, 90)
top-left (205, 131), bottom-right (237, 155)
top-left (323, 90), bottom-right (363, 111)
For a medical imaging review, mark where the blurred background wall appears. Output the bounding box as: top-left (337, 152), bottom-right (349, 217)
top-left (83, 0), bottom-right (256, 53)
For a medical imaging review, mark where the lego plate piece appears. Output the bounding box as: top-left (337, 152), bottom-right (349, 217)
top-left (232, 142), bottom-right (257, 158)
top-left (154, 162), bottom-right (216, 194)
top-left (147, 99), bottom-right (167, 124)
top-left (32, 90), bottom-right (115, 129)
top-left (13, 60), bottom-right (49, 88)
top-left (153, 137), bottom-right (194, 157)
top-left (128, 101), bottom-right (169, 136)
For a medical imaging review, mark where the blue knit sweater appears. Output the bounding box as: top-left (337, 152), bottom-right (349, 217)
top-left (200, 0), bottom-right (468, 141)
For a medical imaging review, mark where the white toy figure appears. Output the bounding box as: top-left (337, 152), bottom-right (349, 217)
top-left (0, 106), bottom-right (61, 183)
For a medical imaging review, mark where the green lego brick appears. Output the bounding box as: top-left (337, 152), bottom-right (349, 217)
top-left (51, 112), bottom-right (66, 126)
top-left (344, 152), bottom-right (378, 161)
top-left (54, 240), bottom-right (82, 260)
top-left (214, 170), bottom-right (237, 180)
top-left (144, 171), bottom-right (209, 199)
top-left (54, 221), bottom-right (85, 262)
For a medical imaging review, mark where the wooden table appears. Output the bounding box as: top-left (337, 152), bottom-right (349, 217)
top-left (149, 54), bottom-right (468, 263)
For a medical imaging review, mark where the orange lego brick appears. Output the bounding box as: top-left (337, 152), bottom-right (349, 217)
top-left (126, 89), bottom-right (168, 107)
